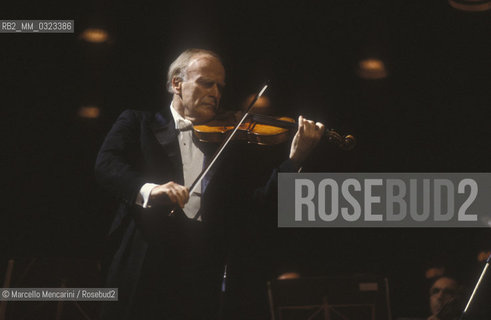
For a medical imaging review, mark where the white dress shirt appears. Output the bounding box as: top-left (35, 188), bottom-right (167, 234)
top-left (135, 104), bottom-right (204, 220)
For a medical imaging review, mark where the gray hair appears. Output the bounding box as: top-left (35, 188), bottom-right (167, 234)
top-left (166, 48), bottom-right (221, 93)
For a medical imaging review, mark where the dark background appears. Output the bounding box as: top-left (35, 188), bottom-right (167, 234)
top-left (1, 0), bottom-right (490, 318)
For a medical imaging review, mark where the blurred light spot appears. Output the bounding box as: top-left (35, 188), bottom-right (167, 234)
top-left (277, 272), bottom-right (301, 280)
top-left (80, 28), bottom-right (109, 43)
top-left (243, 95), bottom-right (272, 114)
top-left (425, 267), bottom-right (446, 279)
top-left (357, 58), bottom-right (388, 79)
top-left (477, 251), bottom-right (491, 262)
top-left (78, 106), bottom-right (100, 119)
top-left (449, 0), bottom-right (491, 12)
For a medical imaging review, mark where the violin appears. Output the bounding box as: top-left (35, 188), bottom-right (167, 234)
top-left (434, 298), bottom-right (462, 320)
top-left (170, 84), bottom-right (354, 218)
top-left (193, 112), bottom-right (356, 150)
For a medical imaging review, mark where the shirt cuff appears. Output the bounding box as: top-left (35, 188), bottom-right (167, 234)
top-left (135, 183), bottom-right (159, 208)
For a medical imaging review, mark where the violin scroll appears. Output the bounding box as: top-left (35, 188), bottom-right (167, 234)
top-left (326, 129), bottom-right (356, 151)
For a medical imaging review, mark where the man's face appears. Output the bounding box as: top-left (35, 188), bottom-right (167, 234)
top-left (177, 54), bottom-right (225, 124)
top-left (429, 277), bottom-right (458, 315)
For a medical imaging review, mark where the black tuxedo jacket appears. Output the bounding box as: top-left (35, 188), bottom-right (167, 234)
top-left (95, 109), bottom-right (298, 319)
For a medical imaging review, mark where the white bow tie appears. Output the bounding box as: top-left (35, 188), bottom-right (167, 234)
top-left (175, 118), bottom-right (193, 131)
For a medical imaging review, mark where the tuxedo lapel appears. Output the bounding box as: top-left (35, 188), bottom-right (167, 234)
top-left (150, 111), bottom-right (184, 184)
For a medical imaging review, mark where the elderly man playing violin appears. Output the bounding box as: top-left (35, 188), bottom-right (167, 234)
top-left (95, 48), bottom-right (324, 320)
